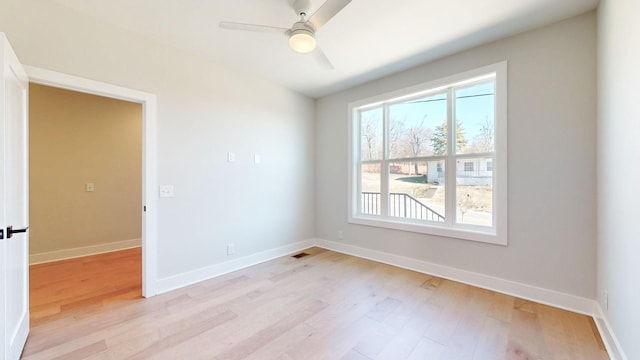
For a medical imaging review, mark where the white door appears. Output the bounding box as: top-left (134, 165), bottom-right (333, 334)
top-left (0, 33), bottom-right (30, 360)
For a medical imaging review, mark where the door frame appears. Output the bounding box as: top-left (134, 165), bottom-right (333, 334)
top-left (25, 66), bottom-right (158, 297)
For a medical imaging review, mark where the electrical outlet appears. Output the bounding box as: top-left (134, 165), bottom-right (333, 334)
top-left (604, 291), bottom-right (609, 310)
top-left (337, 230), bottom-right (344, 240)
top-left (227, 244), bottom-right (235, 255)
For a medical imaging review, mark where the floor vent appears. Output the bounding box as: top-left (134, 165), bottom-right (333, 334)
top-left (292, 252), bottom-right (309, 259)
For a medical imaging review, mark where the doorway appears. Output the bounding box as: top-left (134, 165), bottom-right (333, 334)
top-left (28, 84), bottom-right (144, 323)
top-left (26, 66), bottom-right (158, 297)
top-left (29, 84), bottom-right (142, 259)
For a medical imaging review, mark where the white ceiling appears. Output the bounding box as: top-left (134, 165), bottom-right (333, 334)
top-left (51, 0), bottom-right (598, 98)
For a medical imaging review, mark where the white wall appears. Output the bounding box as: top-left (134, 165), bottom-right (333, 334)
top-left (316, 12), bottom-right (596, 298)
top-left (597, 1), bottom-right (640, 359)
top-left (0, 1), bottom-right (315, 280)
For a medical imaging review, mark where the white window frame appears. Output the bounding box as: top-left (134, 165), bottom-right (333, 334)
top-left (348, 62), bottom-right (508, 245)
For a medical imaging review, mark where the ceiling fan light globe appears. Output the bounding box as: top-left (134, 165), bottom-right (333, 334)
top-left (289, 30), bottom-right (316, 53)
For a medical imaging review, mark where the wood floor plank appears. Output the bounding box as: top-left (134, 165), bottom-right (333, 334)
top-left (25, 247), bottom-right (609, 360)
top-left (340, 349), bottom-right (371, 360)
top-left (375, 292), bottom-right (442, 359)
top-left (50, 340), bottom-right (107, 360)
top-left (489, 292), bottom-right (515, 323)
top-left (439, 286), bottom-right (494, 358)
top-left (214, 300), bottom-right (329, 360)
top-left (126, 309), bottom-right (239, 360)
top-left (365, 296), bottom-right (403, 322)
top-left (243, 322), bottom-right (317, 360)
top-left (472, 317), bottom-right (511, 360)
top-left (290, 314), bottom-right (379, 359)
top-left (407, 337), bottom-right (445, 359)
top-left (505, 309), bottom-right (549, 359)
top-left (422, 279), bottom-right (471, 345)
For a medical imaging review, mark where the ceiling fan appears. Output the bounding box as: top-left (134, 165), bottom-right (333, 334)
top-left (219, 0), bottom-right (352, 69)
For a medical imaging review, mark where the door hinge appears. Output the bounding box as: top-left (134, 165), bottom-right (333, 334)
top-left (144, 206), bottom-right (147, 212)
top-left (0, 228), bottom-right (3, 240)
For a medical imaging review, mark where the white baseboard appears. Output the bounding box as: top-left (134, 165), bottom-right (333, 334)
top-left (29, 238), bottom-right (141, 265)
top-left (594, 304), bottom-right (627, 360)
top-left (155, 239), bottom-right (316, 294)
top-left (314, 238), bottom-right (597, 316)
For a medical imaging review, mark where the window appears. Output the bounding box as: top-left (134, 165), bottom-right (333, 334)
top-left (464, 162), bottom-right (475, 172)
top-left (348, 62), bottom-right (507, 245)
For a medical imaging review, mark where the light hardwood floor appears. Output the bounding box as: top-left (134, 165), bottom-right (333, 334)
top-left (25, 247), bottom-right (608, 359)
top-left (29, 247), bottom-right (142, 327)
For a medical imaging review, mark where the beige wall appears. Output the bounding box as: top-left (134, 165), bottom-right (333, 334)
top-left (29, 84), bottom-right (142, 256)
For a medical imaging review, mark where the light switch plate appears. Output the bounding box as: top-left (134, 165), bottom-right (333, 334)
top-left (227, 152), bottom-right (236, 162)
top-left (254, 154), bottom-right (261, 164)
top-left (159, 185), bottom-right (174, 198)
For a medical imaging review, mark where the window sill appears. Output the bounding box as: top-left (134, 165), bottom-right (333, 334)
top-left (348, 215), bottom-right (507, 246)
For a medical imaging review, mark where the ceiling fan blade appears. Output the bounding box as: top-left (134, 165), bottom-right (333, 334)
top-left (312, 47), bottom-right (334, 70)
top-left (219, 22), bottom-right (289, 35)
top-left (308, 0), bottom-right (352, 29)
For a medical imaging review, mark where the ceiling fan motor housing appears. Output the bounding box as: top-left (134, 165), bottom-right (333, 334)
top-left (290, 20), bottom-right (315, 34)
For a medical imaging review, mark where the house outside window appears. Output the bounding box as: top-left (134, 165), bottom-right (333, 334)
top-left (348, 62), bottom-right (508, 245)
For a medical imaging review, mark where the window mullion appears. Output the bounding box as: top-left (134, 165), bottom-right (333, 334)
top-left (445, 87), bottom-right (456, 226)
top-left (380, 104), bottom-right (390, 217)
top-left (355, 111), bottom-right (361, 216)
